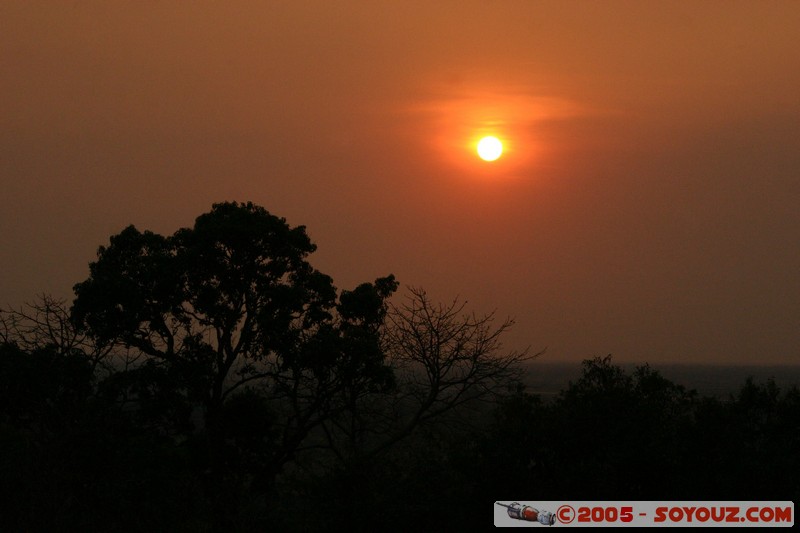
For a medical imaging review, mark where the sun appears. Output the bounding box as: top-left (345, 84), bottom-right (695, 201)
top-left (477, 136), bottom-right (503, 161)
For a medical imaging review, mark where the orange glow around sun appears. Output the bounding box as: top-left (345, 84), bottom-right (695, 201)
top-left (412, 82), bottom-right (581, 179)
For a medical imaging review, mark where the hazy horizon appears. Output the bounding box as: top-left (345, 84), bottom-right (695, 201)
top-left (2, 2), bottom-right (798, 365)
top-left (522, 359), bottom-right (800, 399)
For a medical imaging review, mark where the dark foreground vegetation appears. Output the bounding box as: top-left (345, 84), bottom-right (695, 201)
top-left (2, 203), bottom-right (798, 531)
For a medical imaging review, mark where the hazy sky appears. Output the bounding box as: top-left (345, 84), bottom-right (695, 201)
top-left (2, 1), bottom-right (799, 364)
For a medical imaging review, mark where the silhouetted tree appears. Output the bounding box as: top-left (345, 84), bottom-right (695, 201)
top-left (552, 356), bottom-right (697, 498)
top-left (29, 202), bottom-right (791, 529)
top-left (0, 339), bottom-right (210, 532)
top-left (686, 377), bottom-right (800, 500)
top-left (0, 342), bottom-right (93, 438)
top-left (70, 201), bottom-right (397, 526)
top-left (382, 288), bottom-right (537, 443)
top-left (476, 355), bottom-right (800, 507)
top-left (0, 295), bottom-right (113, 371)
top-left (288, 287), bottom-right (539, 531)
top-left (309, 287), bottom-right (538, 461)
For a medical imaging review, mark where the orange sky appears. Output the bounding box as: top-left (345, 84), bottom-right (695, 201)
top-left (2, 1), bottom-right (799, 364)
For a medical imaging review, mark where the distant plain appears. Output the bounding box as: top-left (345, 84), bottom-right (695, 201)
top-left (522, 361), bottom-right (800, 400)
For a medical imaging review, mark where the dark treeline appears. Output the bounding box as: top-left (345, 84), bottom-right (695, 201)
top-left (1, 203), bottom-right (798, 531)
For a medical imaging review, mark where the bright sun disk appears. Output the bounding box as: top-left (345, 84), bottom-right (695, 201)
top-left (477, 136), bottom-right (503, 161)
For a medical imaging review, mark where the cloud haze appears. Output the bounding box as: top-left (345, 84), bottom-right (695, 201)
top-left (2, 1), bottom-right (798, 364)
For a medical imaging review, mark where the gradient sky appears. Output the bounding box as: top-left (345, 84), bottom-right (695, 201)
top-left (2, 1), bottom-right (799, 364)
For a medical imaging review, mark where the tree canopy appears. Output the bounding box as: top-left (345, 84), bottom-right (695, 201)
top-left (4, 202), bottom-right (793, 531)
top-left (49, 201), bottom-right (533, 528)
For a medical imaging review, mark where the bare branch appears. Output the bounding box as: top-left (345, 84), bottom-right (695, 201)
top-left (0, 294), bottom-right (116, 370)
top-left (322, 286), bottom-right (543, 462)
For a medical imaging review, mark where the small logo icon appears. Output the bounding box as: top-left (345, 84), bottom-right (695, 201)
top-left (496, 502), bottom-right (556, 525)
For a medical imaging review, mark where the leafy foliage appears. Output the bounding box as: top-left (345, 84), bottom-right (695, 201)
top-left (2, 202), bottom-right (796, 530)
top-left (477, 356), bottom-right (800, 504)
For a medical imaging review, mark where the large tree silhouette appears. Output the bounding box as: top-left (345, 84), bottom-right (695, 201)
top-left (1, 201), bottom-right (549, 529)
top-left (70, 201), bottom-right (397, 523)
